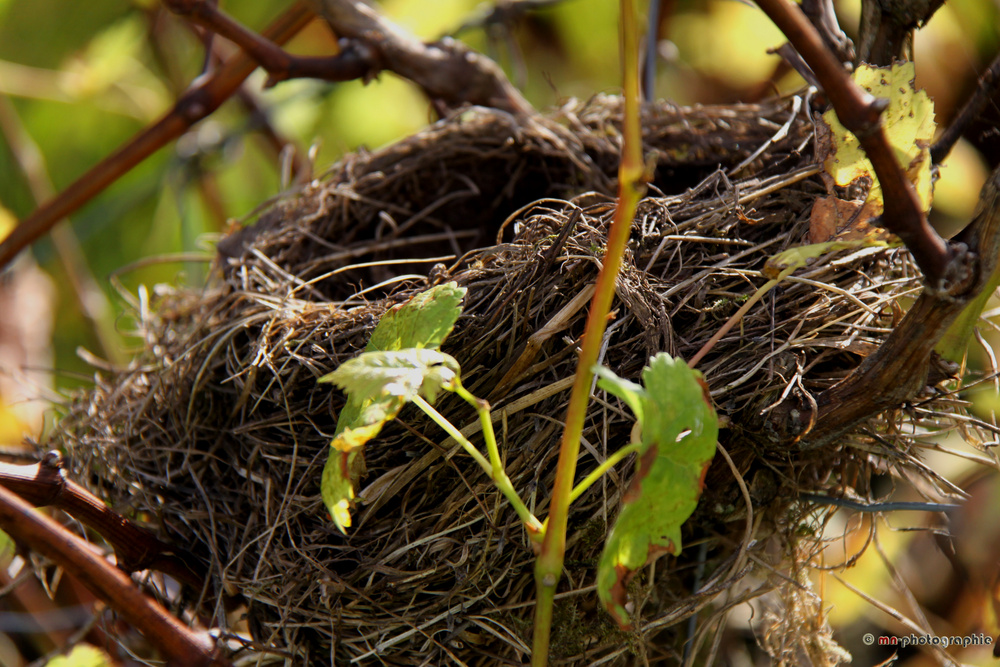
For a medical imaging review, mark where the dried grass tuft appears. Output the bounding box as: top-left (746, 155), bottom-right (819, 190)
top-left (53, 95), bottom-right (985, 665)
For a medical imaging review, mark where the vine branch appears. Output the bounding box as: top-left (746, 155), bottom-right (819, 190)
top-left (0, 476), bottom-right (227, 667)
top-left (0, 453), bottom-right (208, 592)
top-left (165, 0), bottom-right (532, 112)
top-left (931, 50), bottom-right (1000, 165)
top-left (756, 0), bottom-right (961, 292)
top-left (0, 2), bottom-right (316, 270)
top-left (771, 164), bottom-right (1000, 448)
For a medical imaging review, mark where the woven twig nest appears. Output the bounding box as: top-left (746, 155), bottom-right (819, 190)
top-left (55, 95), bottom-right (974, 665)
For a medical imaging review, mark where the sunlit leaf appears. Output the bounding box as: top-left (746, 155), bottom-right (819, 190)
top-left (763, 238), bottom-right (892, 279)
top-left (322, 448), bottom-right (364, 533)
top-left (593, 354), bottom-right (717, 628)
top-left (319, 283), bottom-right (467, 531)
top-left (0, 203), bottom-right (14, 239)
top-left (45, 644), bottom-right (112, 667)
top-left (365, 282), bottom-right (467, 352)
top-left (821, 62), bottom-right (935, 213)
top-left (322, 349), bottom-right (459, 403)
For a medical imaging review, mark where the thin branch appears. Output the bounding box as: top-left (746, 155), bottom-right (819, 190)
top-left (167, 0), bottom-right (532, 113)
top-left (0, 480), bottom-right (228, 667)
top-left (165, 0), bottom-right (373, 86)
top-left (756, 0), bottom-right (958, 291)
top-left (931, 50), bottom-right (1000, 165)
top-left (0, 2), bottom-right (315, 271)
top-left (308, 0), bottom-right (532, 113)
top-left (0, 454), bottom-right (208, 592)
top-left (799, 0), bottom-right (854, 64)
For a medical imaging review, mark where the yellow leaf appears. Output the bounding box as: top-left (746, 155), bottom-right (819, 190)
top-left (0, 203), bottom-right (14, 240)
top-left (821, 62), bottom-right (935, 213)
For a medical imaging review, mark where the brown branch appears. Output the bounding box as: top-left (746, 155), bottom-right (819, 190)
top-left (771, 164), bottom-right (1000, 448)
top-left (856, 0), bottom-right (945, 66)
top-left (0, 480), bottom-right (229, 667)
top-left (187, 18), bottom-right (311, 183)
top-left (165, 0), bottom-right (373, 86)
top-left (756, 0), bottom-right (959, 292)
top-left (931, 50), bottom-right (1000, 165)
top-left (169, 0), bottom-right (533, 112)
top-left (799, 0), bottom-right (854, 64)
top-left (0, 2), bottom-right (315, 271)
top-left (307, 0), bottom-right (532, 113)
top-left (0, 454), bottom-right (207, 593)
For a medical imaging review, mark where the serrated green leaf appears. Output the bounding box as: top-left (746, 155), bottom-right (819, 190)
top-left (319, 283), bottom-right (467, 530)
top-left (323, 349), bottom-right (459, 404)
top-left (367, 282), bottom-right (467, 352)
top-left (595, 353), bottom-right (717, 628)
top-left (821, 62), bottom-right (935, 213)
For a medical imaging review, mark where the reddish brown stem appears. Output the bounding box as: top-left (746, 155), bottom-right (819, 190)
top-left (0, 456), bottom-right (207, 592)
top-left (0, 482), bottom-right (228, 667)
top-left (166, 0), bottom-right (532, 112)
top-left (165, 0), bottom-right (374, 86)
top-left (756, 0), bottom-right (957, 291)
top-left (0, 2), bottom-right (315, 270)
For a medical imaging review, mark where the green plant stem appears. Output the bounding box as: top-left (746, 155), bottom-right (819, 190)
top-left (411, 395), bottom-right (544, 537)
top-left (569, 442), bottom-right (642, 505)
top-left (453, 382), bottom-right (503, 479)
top-left (531, 0), bottom-right (645, 663)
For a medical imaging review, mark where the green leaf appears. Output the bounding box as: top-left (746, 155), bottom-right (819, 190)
top-left (366, 281), bottom-right (467, 353)
top-left (763, 238), bottom-right (892, 279)
top-left (322, 448), bottom-right (364, 533)
top-left (594, 353), bottom-right (718, 628)
top-left (323, 349), bottom-right (459, 404)
top-left (319, 283), bottom-right (467, 531)
top-left (821, 62), bottom-right (935, 213)
top-left (936, 264), bottom-right (1000, 362)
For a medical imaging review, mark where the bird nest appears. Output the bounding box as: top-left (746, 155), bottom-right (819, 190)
top-left (53, 95), bottom-right (977, 665)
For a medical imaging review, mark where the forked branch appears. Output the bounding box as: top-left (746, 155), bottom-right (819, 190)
top-left (0, 2), bottom-right (315, 270)
top-left (307, 0), bottom-right (532, 112)
top-left (0, 454), bottom-right (208, 591)
top-left (756, 0), bottom-right (1000, 449)
top-left (772, 164), bottom-right (1000, 448)
top-left (0, 0), bottom-right (532, 271)
top-left (0, 479), bottom-right (227, 667)
top-left (756, 0), bottom-right (961, 292)
top-left (165, 0), bottom-right (532, 112)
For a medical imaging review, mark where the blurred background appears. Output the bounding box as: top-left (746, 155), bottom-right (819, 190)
top-left (1, 0), bottom-right (999, 664)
